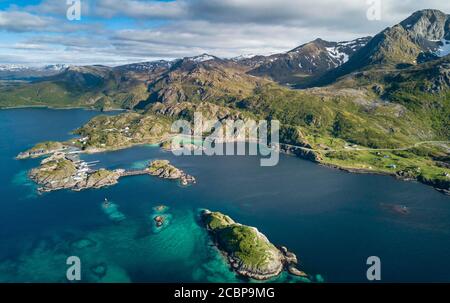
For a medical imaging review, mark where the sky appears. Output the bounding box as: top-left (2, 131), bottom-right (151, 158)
top-left (0, 0), bottom-right (449, 66)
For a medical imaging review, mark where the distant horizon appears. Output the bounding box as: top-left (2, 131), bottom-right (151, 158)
top-left (0, 1), bottom-right (449, 66)
top-left (0, 37), bottom-right (373, 68)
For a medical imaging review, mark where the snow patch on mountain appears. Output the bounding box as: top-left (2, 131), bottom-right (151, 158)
top-left (325, 47), bottom-right (349, 65)
top-left (435, 39), bottom-right (450, 57)
top-left (0, 64), bottom-right (69, 72)
top-left (189, 54), bottom-right (216, 63)
top-left (232, 54), bottom-right (257, 60)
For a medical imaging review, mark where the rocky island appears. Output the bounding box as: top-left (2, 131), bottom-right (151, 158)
top-left (27, 152), bottom-right (195, 193)
top-left (148, 160), bottom-right (196, 186)
top-left (29, 152), bottom-right (122, 192)
top-left (201, 210), bottom-right (308, 280)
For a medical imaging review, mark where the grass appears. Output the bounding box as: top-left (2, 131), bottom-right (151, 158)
top-left (148, 160), bottom-right (177, 175)
top-left (34, 158), bottom-right (77, 180)
top-left (72, 112), bottom-right (173, 150)
top-left (204, 212), bottom-right (279, 269)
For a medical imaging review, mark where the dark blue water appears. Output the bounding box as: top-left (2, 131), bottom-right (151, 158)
top-left (0, 108), bottom-right (449, 282)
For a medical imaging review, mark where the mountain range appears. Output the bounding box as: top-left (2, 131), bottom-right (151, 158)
top-left (0, 9), bottom-right (449, 193)
top-left (0, 64), bottom-right (69, 81)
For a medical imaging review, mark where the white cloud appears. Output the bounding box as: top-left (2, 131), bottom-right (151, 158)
top-left (0, 11), bottom-right (53, 32)
top-left (95, 0), bottom-right (186, 19)
top-left (1, 0), bottom-right (450, 65)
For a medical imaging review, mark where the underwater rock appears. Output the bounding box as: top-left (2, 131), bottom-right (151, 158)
top-left (380, 203), bottom-right (410, 215)
top-left (151, 213), bottom-right (173, 234)
top-left (101, 201), bottom-right (126, 222)
top-left (153, 205), bottom-right (168, 213)
top-left (154, 215), bottom-right (165, 227)
top-left (70, 238), bottom-right (97, 249)
top-left (90, 262), bottom-right (107, 278)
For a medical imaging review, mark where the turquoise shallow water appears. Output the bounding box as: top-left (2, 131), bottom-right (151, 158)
top-left (0, 108), bottom-right (450, 282)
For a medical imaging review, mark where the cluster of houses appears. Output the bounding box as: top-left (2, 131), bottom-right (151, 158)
top-left (68, 154), bottom-right (99, 182)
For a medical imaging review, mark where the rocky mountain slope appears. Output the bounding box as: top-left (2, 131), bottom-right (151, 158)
top-left (242, 37), bottom-right (370, 87)
top-left (140, 54), bottom-right (269, 107)
top-left (316, 9), bottom-right (450, 86)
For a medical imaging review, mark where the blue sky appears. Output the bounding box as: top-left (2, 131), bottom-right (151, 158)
top-left (0, 0), bottom-right (449, 66)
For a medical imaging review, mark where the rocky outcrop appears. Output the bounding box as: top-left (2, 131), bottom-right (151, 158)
top-left (16, 141), bottom-right (66, 159)
top-left (202, 210), bottom-right (308, 281)
top-left (29, 153), bottom-right (122, 192)
top-left (400, 9), bottom-right (449, 41)
top-left (148, 160), bottom-right (196, 185)
top-left (73, 169), bottom-right (121, 190)
top-left (425, 62), bottom-right (450, 93)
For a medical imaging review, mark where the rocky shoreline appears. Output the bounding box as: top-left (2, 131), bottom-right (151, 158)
top-left (148, 160), bottom-right (196, 186)
top-left (17, 133), bottom-right (448, 194)
top-left (28, 152), bottom-right (123, 193)
top-left (201, 210), bottom-right (309, 281)
top-left (319, 162), bottom-right (450, 196)
top-left (26, 152), bottom-right (196, 193)
top-left (16, 141), bottom-right (67, 160)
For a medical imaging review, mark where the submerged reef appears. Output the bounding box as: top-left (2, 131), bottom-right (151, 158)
top-left (101, 200), bottom-right (126, 222)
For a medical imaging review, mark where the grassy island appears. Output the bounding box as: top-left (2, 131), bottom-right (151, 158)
top-left (202, 210), bottom-right (306, 280)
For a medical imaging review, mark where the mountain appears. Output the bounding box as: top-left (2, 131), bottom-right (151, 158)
top-left (0, 54), bottom-right (266, 110)
top-left (0, 64), bottom-right (154, 110)
top-left (235, 37), bottom-right (370, 87)
top-left (0, 64), bottom-right (69, 80)
top-left (1, 8), bottom-right (448, 193)
top-left (316, 9), bottom-right (450, 86)
top-left (138, 54), bottom-right (269, 108)
top-left (114, 60), bottom-right (173, 73)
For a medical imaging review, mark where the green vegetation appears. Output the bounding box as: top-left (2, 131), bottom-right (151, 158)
top-left (0, 66), bottom-right (151, 110)
top-left (148, 160), bottom-right (177, 175)
top-left (30, 156), bottom-right (76, 182)
top-left (203, 211), bottom-right (236, 230)
top-left (204, 211), bottom-right (280, 270)
top-left (147, 63), bottom-right (266, 105)
top-left (28, 141), bottom-right (64, 152)
top-left (87, 169), bottom-right (115, 181)
top-left (71, 112), bottom-right (174, 151)
top-left (5, 21), bottom-right (449, 193)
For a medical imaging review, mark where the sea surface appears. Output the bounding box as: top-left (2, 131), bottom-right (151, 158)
top-left (0, 108), bottom-right (449, 282)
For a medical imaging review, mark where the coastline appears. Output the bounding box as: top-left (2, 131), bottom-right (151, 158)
top-left (281, 143), bottom-right (450, 196)
top-left (0, 105), bottom-right (126, 112)
top-left (15, 126), bottom-right (449, 195)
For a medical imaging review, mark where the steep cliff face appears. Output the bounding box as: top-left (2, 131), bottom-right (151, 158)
top-left (317, 9), bottom-right (450, 85)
